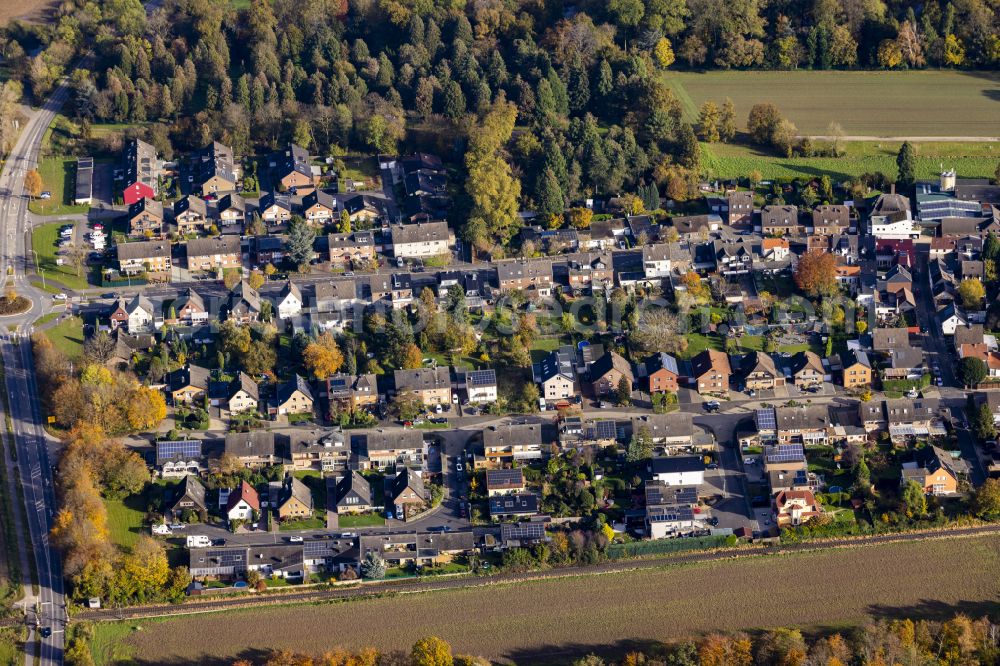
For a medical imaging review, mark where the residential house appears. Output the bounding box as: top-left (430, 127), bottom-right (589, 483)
top-left (275, 280), bottom-right (303, 320)
top-left (630, 413), bottom-right (695, 450)
top-left (186, 236), bottom-right (241, 272)
top-left (774, 406), bottom-right (831, 446)
top-left (840, 350), bottom-right (873, 388)
top-left (216, 193), bottom-right (247, 228)
top-left (277, 476), bottom-right (314, 521)
top-left (223, 431), bottom-right (277, 468)
top-left (334, 471), bottom-right (373, 514)
top-left (167, 364), bottom-right (210, 404)
top-left (690, 349), bottom-right (731, 395)
top-left (738, 352), bottom-right (784, 390)
top-left (394, 367), bottom-right (452, 406)
top-left (125, 293), bottom-right (154, 335)
top-left (253, 236), bottom-right (285, 266)
top-left (727, 190), bottom-right (753, 227)
top-left (257, 191), bottom-right (293, 225)
top-left (194, 141), bottom-right (239, 196)
top-left (774, 489), bottom-right (822, 527)
top-left (761, 205), bottom-right (801, 236)
top-left (790, 351), bottom-right (825, 388)
top-left (166, 475), bottom-right (208, 522)
top-left (885, 398), bottom-right (947, 442)
top-left (483, 423), bottom-right (545, 464)
top-left (869, 192), bottom-right (916, 239)
top-left (109, 298), bottom-right (129, 330)
top-left (273, 375), bottom-right (314, 416)
top-left (225, 480), bottom-right (259, 522)
top-left (464, 369), bottom-right (498, 404)
top-left (122, 138), bottom-right (159, 205)
top-left (351, 429), bottom-right (425, 470)
top-left (106, 329), bottom-right (155, 368)
top-left (339, 193), bottom-right (388, 224)
top-left (127, 198), bottom-right (164, 237)
top-left (884, 346), bottom-right (925, 380)
top-left (270, 144), bottom-right (314, 191)
top-left (901, 445), bottom-right (964, 495)
top-left (173, 196), bottom-right (209, 234)
top-left (156, 439), bottom-right (205, 478)
top-left (326, 373), bottom-right (379, 412)
top-left (645, 483), bottom-right (703, 539)
top-left (224, 281), bottom-right (261, 324)
top-left (227, 372), bottom-right (259, 414)
top-left (811, 205), bottom-right (850, 236)
top-left (496, 259), bottom-right (554, 296)
top-left (642, 243), bottom-right (683, 279)
top-left (117, 240), bottom-right (171, 277)
top-left (488, 493), bottom-right (539, 520)
top-left (646, 353), bottom-right (680, 393)
top-left (938, 303), bottom-right (968, 336)
top-left (565, 253), bottom-right (614, 294)
top-left (287, 430), bottom-right (349, 473)
top-left (872, 327), bottom-right (911, 353)
top-left (390, 467), bottom-right (426, 518)
top-left (648, 456), bottom-right (706, 487)
top-left (390, 221), bottom-right (451, 258)
top-left (485, 469), bottom-right (525, 497)
top-left (303, 189), bottom-right (335, 223)
top-left (328, 231), bottom-right (376, 268)
top-left (534, 346), bottom-right (576, 402)
top-left (589, 351), bottom-right (633, 397)
top-left (358, 531), bottom-right (474, 569)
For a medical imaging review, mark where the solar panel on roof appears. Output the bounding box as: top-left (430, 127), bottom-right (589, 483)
top-left (467, 370), bottom-right (496, 386)
top-left (595, 420), bottom-right (617, 440)
top-left (501, 522), bottom-right (545, 540)
top-left (765, 443), bottom-right (805, 463)
top-left (486, 469), bottom-right (523, 486)
top-left (156, 440), bottom-right (201, 462)
top-left (755, 409), bottom-right (776, 431)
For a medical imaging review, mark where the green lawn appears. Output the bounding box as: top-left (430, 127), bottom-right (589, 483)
top-left (701, 141), bottom-right (1000, 181)
top-left (28, 157), bottom-right (90, 216)
top-left (682, 332), bottom-right (724, 359)
top-left (43, 316), bottom-right (84, 359)
top-left (665, 69), bottom-right (1000, 136)
top-left (279, 516), bottom-right (325, 531)
top-left (104, 493), bottom-right (147, 551)
top-left (338, 513), bottom-right (385, 528)
top-left (336, 155), bottom-right (380, 192)
top-left (31, 221), bottom-right (92, 290)
top-left (529, 336), bottom-right (563, 362)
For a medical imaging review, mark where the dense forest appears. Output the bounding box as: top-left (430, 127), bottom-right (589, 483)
top-left (2, 0), bottom-right (998, 250)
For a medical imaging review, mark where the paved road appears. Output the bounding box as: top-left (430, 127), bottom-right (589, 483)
top-left (0, 65), bottom-right (79, 666)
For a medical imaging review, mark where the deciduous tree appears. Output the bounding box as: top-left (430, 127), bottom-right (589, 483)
top-left (302, 332), bottom-right (344, 379)
top-left (794, 250), bottom-right (839, 298)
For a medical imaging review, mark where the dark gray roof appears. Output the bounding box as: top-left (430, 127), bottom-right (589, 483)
top-left (223, 431), bottom-right (275, 458)
top-left (488, 493), bottom-right (538, 516)
top-left (187, 235), bottom-right (240, 257)
top-left (649, 455), bottom-right (705, 475)
top-left (117, 240), bottom-right (170, 261)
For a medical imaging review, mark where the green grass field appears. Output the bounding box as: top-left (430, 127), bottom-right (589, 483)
top-left (104, 495), bottom-right (146, 551)
top-left (31, 222), bottom-right (92, 290)
top-left (28, 157), bottom-right (90, 217)
top-left (701, 141), bottom-right (1000, 181)
top-left (666, 70), bottom-right (1000, 136)
top-left (338, 513), bottom-right (385, 528)
top-left (43, 316), bottom-right (84, 359)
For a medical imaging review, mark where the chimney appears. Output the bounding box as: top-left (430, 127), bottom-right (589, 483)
top-left (890, 183), bottom-right (895, 195)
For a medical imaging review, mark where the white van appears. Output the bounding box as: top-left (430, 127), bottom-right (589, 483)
top-left (185, 535), bottom-right (212, 549)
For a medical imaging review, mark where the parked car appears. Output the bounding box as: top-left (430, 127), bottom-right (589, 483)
top-left (39, 191), bottom-right (51, 199)
top-left (287, 535), bottom-right (303, 543)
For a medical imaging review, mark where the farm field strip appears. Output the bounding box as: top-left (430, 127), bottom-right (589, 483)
top-left (666, 70), bottom-right (1000, 137)
top-left (93, 535), bottom-right (1000, 665)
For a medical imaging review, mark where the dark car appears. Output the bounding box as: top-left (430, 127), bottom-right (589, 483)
top-left (39, 628), bottom-right (52, 638)
top-left (212, 538), bottom-right (227, 546)
top-left (427, 525), bottom-right (452, 532)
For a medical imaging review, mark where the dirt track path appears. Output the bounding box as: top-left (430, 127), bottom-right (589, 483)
top-left (806, 135), bottom-right (1000, 142)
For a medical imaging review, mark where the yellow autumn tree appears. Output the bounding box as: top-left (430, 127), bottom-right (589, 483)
top-left (303, 332), bottom-right (345, 379)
